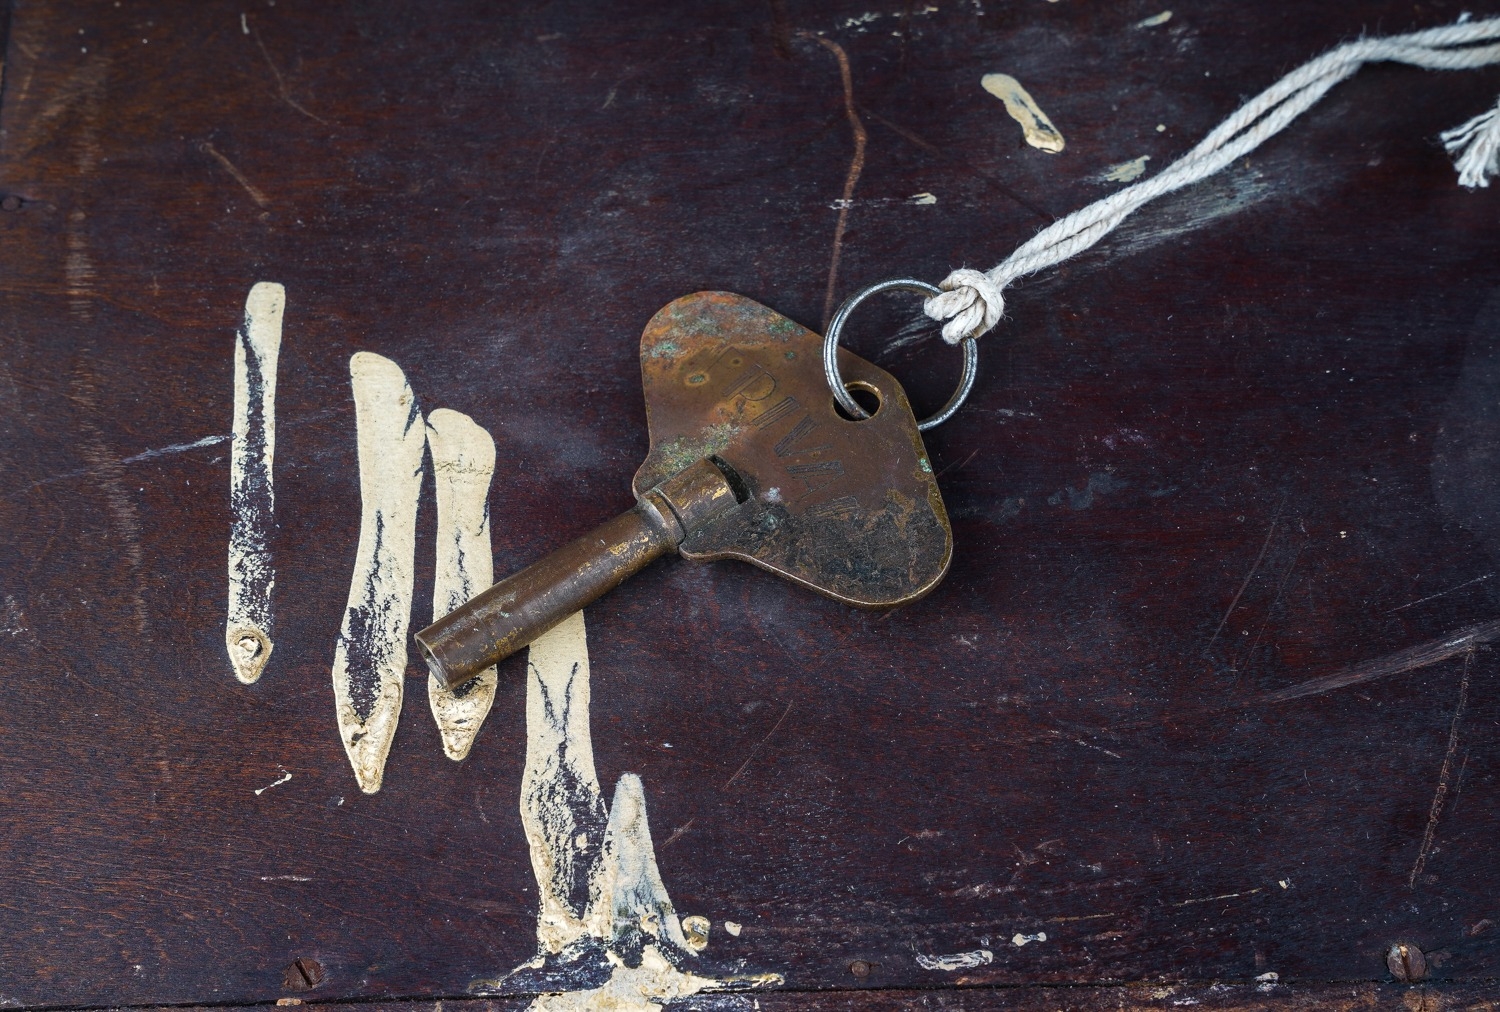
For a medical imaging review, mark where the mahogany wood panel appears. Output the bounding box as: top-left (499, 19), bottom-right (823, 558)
top-left (2, 0), bottom-right (1500, 1008)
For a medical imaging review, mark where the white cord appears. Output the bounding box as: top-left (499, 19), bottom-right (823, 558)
top-left (925, 16), bottom-right (1500, 344)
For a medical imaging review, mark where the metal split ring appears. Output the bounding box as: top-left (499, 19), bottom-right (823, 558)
top-left (822, 278), bottom-right (979, 432)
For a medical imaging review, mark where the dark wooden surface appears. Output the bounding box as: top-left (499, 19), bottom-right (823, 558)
top-left (4, 0), bottom-right (1500, 1007)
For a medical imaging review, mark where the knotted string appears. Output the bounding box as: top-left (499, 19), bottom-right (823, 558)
top-left (925, 16), bottom-right (1500, 344)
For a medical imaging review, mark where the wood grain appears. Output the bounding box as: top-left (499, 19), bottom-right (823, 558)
top-left (2, 0), bottom-right (1500, 1007)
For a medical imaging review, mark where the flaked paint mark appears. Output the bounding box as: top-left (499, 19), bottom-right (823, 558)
top-left (1011, 932), bottom-right (1047, 947)
top-left (916, 948), bottom-right (993, 971)
top-left (472, 611), bottom-right (782, 1008)
top-left (227, 282), bottom-right (284, 684)
top-left (332, 352), bottom-right (425, 794)
top-left (909, 191), bottom-right (938, 204)
top-left (1101, 155), bottom-right (1151, 183)
top-left (723, 921), bottom-right (742, 937)
top-left (426, 408), bottom-right (499, 760)
top-left (260, 874), bottom-right (312, 882)
top-left (980, 74), bottom-right (1064, 154)
top-left (1136, 11), bottom-right (1172, 28)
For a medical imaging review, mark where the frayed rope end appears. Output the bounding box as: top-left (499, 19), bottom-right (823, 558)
top-left (1442, 93), bottom-right (1500, 189)
top-left (923, 268), bottom-right (1006, 343)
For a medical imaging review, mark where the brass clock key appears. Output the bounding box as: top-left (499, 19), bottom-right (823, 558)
top-left (416, 291), bottom-right (953, 690)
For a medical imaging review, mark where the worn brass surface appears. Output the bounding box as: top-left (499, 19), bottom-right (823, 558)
top-left (416, 458), bottom-right (737, 689)
top-left (417, 292), bottom-right (952, 689)
top-left (636, 292), bottom-right (952, 607)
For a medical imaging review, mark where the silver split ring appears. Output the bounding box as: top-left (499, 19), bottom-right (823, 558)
top-left (822, 278), bottom-right (979, 432)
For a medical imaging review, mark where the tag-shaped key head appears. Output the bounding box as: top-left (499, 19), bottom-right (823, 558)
top-left (635, 292), bottom-right (951, 607)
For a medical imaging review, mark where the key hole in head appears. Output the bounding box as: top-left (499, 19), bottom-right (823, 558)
top-left (708, 455), bottom-right (752, 504)
top-left (833, 381), bottom-right (882, 422)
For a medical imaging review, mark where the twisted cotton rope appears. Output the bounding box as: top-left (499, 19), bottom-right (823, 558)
top-left (925, 16), bottom-right (1500, 344)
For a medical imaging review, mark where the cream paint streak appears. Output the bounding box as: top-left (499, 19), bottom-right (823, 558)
top-left (915, 948), bottom-right (994, 971)
top-left (474, 611), bottom-right (780, 1008)
top-left (980, 73), bottom-right (1065, 153)
top-left (332, 352), bottom-right (425, 794)
top-left (519, 611), bottom-right (609, 954)
top-left (426, 408), bottom-right (498, 761)
top-left (226, 282), bottom-right (284, 684)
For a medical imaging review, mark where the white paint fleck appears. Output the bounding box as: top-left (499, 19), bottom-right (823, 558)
top-left (1011, 931), bottom-right (1047, 947)
top-left (909, 192), bottom-right (938, 204)
top-left (240, 12), bottom-right (249, 33)
top-left (723, 921), bottom-right (742, 937)
top-left (1136, 11), bottom-right (1172, 28)
top-left (916, 948), bottom-right (993, 971)
top-left (1279, 878), bottom-right (1291, 888)
top-left (1156, 123), bottom-right (1167, 132)
top-left (1101, 155), bottom-right (1151, 184)
top-left (980, 74), bottom-right (1064, 153)
top-left (332, 352), bottom-right (425, 794)
top-left (253, 766), bottom-right (292, 795)
top-left (259, 874), bottom-right (313, 882)
top-left (227, 282), bottom-right (284, 684)
top-left (681, 915), bottom-right (710, 952)
top-left (425, 408), bottom-right (498, 761)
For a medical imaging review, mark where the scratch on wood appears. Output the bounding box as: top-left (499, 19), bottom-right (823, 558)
top-left (1044, 730), bottom-right (1122, 759)
top-left (1408, 650), bottom-right (1473, 889)
top-left (1046, 911), bottom-right (1121, 923)
top-left (250, 21), bottom-right (330, 126)
top-left (767, 0), bottom-right (792, 59)
top-left (201, 141), bottom-right (272, 209)
top-left (723, 700), bottom-right (793, 790)
top-left (659, 818), bottom-right (695, 851)
top-left (1205, 497), bottom-right (1284, 655)
top-left (1173, 887), bottom-right (1261, 907)
top-left (68, 365), bottom-right (148, 635)
top-left (798, 32), bottom-right (867, 329)
top-left (1235, 540), bottom-right (1303, 673)
top-left (1262, 619), bottom-right (1500, 704)
top-left (857, 105), bottom-right (1052, 222)
top-left (1391, 572), bottom-right (1495, 612)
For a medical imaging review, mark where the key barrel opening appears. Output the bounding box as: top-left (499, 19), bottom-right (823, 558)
top-left (415, 457), bottom-right (742, 690)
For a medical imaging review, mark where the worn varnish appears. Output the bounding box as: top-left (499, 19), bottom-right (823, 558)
top-left (1, 1), bottom-right (1500, 1009)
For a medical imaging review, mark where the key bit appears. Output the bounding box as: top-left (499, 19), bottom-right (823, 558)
top-left (416, 291), bottom-right (952, 690)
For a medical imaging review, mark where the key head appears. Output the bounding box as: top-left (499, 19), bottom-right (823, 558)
top-left (634, 292), bottom-right (952, 607)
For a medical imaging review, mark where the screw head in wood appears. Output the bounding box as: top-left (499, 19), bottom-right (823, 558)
top-left (1387, 942), bottom-right (1427, 982)
top-left (848, 959), bottom-right (872, 977)
top-left (282, 957), bottom-right (325, 991)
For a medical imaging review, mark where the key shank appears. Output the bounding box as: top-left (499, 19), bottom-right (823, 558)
top-left (416, 457), bottom-right (739, 690)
